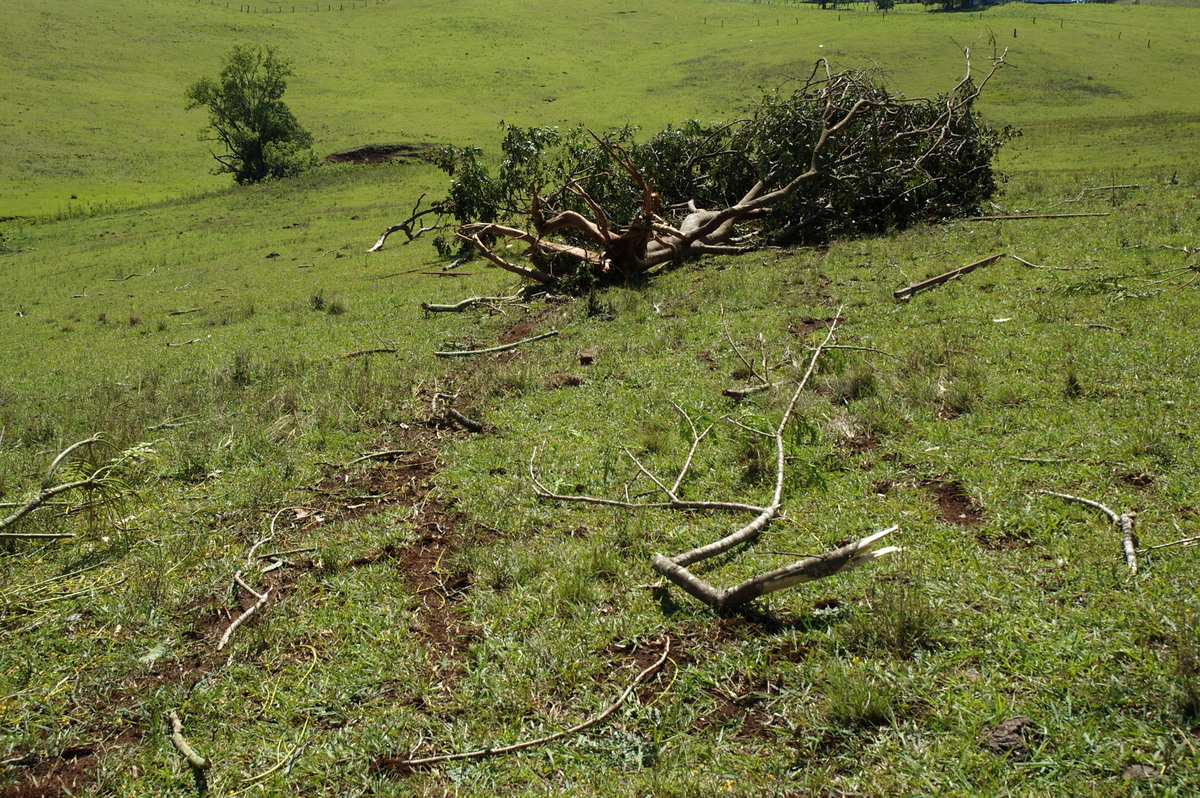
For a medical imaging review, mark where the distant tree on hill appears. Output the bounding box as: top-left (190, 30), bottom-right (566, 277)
top-left (185, 44), bottom-right (318, 184)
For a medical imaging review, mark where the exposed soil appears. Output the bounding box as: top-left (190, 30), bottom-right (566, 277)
top-left (787, 315), bottom-right (839, 340)
top-left (323, 142), bottom-right (444, 165)
top-left (696, 673), bottom-right (783, 740)
top-left (842, 432), bottom-right (879, 455)
top-left (326, 427), bottom-right (478, 662)
top-left (545, 372), bottom-right (583, 389)
top-left (923, 478), bottom-right (986, 526)
top-left (2, 424), bottom-right (467, 797)
top-left (1, 728), bottom-right (140, 798)
top-left (979, 716), bottom-right (1041, 760)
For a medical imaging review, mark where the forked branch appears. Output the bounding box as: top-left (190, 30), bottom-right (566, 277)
top-left (534, 310), bottom-right (900, 612)
top-left (1037, 490), bottom-right (1138, 575)
top-left (0, 434), bottom-right (137, 538)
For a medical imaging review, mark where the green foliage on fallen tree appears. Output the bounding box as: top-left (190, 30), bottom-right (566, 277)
top-left (382, 57), bottom-right (1013, 290)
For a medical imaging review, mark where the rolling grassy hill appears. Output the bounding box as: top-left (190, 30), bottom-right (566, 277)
top-left (2, 1), bottom-right (1199, 796)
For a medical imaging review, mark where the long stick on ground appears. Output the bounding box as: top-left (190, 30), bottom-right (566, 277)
top-left (1037, 490), bottom-right (1138, 575)
top-left (892, 253), bottom-right (1006, 301)
top-left (967, 212), bottom-right (1111, 221)
top-left (216, 573), bottom-right (271, 652)
top-left (377, 638), bottom-right (672, 771)
top-left (434, 330), bottom-right (559, 357)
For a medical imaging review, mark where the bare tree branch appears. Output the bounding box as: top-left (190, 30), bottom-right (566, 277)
top-left (376, 637), bottom-right (672, 771)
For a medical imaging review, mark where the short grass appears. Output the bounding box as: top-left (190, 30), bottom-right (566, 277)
top-left (3, 0), bottom-right (1199, 215)
top-left (2, 1), bottom-right (1200, 796)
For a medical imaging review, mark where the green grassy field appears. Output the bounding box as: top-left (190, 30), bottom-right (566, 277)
top-left (2, 1), bottom-right (1199, 796)
top-left (3, 0), bottom-right (1198, 217)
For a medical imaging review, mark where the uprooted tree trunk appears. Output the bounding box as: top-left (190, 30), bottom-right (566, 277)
top-left (371, 51), bottom-right (1008, 293)
top-left (531, 311), bottom-right (900, 612)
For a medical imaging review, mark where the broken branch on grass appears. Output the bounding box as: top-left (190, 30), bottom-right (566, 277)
top-left (0, 434), bottom-right (117, 535)
top-left (343, 347), bottom-right (398, 359)
top-left (167, 710), bottom-right (210, 794)
top-left (342, 450), bottom-right (408, 468)
top-left (1139, 535), bottom-right (1200, 553)
top-left (146, 419), bottom-right (202, 431)
top-left (434, 330), bottom-right (558, 357)
top-left (893, 252), bottom-right (1091, 300)
top-left (255, 546), bottom-right (318, 560)
top-left (536, 308), bottom-right (901, 612)
top-left (421, 293), bottom-right (529, 313)
top-left (968, 212), bottom-right (1111, 221)
top-left (1036, 490), bottom-right (1138, 575)
top-left (216, 572), bottom-right (271, 652)
top-left (377, 637), bottom-right (672, 771)
top-left (167, 335), bottom-right (211, 347)
top-left (893, 253), bottom-right (1006, 300)
top-left (445, 408), bottom-right (484, 433)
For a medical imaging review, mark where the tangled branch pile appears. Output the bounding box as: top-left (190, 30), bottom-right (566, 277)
top-left (372, 53), bottom-right (1011, 291)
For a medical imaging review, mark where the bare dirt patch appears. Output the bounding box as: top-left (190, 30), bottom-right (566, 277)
top-left (323, 142), bottom-right (444, 165)
top-left (3, 425), bottom-right (467, 798)
top-left (980, 716), bottom-right (1041, 760)
top-left (923, 479), bottom-right (985, 526)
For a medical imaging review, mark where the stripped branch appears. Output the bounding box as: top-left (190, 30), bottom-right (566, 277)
top-left (167, 710), bottom-right (210, 795)
top-left (968, 212), bottom-right (1111, 221)
top-left (216, 572), bottom-right (271, 651)
top-left (434, 330), bottom-right (558, 358)
top-left (536, 309), bottom-right (900, 612)
top-left (421, 293), bottom-right (529, 313)
top-left (377, 637), bottom-right (672, 772)
top-left (1037, 490), bottom-right (1138, 575)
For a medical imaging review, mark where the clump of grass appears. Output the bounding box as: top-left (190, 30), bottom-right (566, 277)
top-left (820, 661), bottom-right (902, 730)
top-left (825, 361), bottom-right (878, 403)
top-left (842, 579), bottom-right (942, 659)
top-left (1172, 611), bottom-right (1200, 723)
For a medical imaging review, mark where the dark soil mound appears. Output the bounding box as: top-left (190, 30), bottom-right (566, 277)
top-left (324, 142), bottom-right (444, 165)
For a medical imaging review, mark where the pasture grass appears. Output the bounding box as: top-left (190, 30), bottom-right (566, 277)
top-left (2, 1), bottom-right (1200, 795)
top-left (3, 0), bottom-right (1200, 215)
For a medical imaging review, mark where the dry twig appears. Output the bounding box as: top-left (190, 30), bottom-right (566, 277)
top-left (1037, 490), bottom-right (1138, 575)
top-left (377, 638), bottom-right (672, 771)
top-left (216, 572), bottom-right (271, 651)
top-left (434, 330), bottom-right (559, 357)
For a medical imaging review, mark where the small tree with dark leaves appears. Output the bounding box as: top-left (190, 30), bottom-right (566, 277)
top-left (186, 44), bottom-right (318, 184)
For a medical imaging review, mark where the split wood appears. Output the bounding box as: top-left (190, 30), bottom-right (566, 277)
top-left (434, 330), bottom-right (558, 357)
top-left (533, 310), bottom-right (900, 612)
top-left (378, 637), bottom-right (672, 771)
top-left (1037, 490), bottom-right (1138, 575)
top-left (167, 710), bottom-right (210, 795)
top-left (216, 572), bottom-right (271, 651)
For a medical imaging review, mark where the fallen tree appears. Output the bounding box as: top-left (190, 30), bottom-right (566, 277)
top-left (371, 51), bottom-right (1010, 292)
